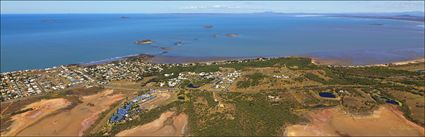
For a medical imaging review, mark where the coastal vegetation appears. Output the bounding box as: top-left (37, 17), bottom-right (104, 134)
top-left (186, 91), bottom-right (302, 136)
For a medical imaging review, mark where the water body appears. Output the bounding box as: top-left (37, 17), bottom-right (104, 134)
top-left (381, 97), bottom-right (401, 106)
top-left (385, 100), bottom-right (400, 105)
top-left (319, 92), bottom-right (337, 98)
top-left (1, 13), bottom-right (424, 72)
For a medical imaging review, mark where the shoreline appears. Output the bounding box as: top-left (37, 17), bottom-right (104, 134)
top-left (79, 54), bottom-right (150, 66)
top-left (1, 54), bottom-right (424, 74)
top-left (147, 55), bottom-right (268, 64)
top-left (312, 57), bottom-right (425, 67)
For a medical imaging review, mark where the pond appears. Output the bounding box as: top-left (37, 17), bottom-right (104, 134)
top-left (319, 92), bottom-right (336, 98)
top-left (385, 100), bottom-right (400, 105)
top-left (381, 97), bottom-right (401, 106)
top-left (187, 83), bottom-right (199, 88)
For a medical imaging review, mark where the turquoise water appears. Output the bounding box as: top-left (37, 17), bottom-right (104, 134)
top-left (1, 13), bottom-right (424, 72)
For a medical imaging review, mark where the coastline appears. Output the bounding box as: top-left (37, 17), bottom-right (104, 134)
top-left (148, 55), bottom-right (257, 64)
top-left (387, 58), bottom-right (425, 66)
top-left (312, 57), bottom-right (425, 67)
top-left (2, 54), bottom-right (424, 74)
top-left (84, 54), bottom-right (425, 68)
top-left (79, 54), bottom-right (146, 66)
top-left (80, 54), bottom-right (154, 67)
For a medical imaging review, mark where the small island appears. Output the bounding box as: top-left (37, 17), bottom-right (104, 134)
top-left (204, 25), bottom-right (214, 29)
top-left (369, 23), bottom-right (383, 26)
top-left (174, 41), bottom-right (183, 46)
top-left (135, 40), bottom-right (153, 45)
top-left (160, 47), bottom-right (171, 51)
top-left (225, 33), bottom-right (239, 38)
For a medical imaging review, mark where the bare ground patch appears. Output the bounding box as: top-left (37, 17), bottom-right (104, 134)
top-left (285, 105), bottom-right (425, 136)
top-left (12, 89), bottom-right (124, 136)
top-left (1, 98), bottom-right (71, 136)
top-left (116, 111), bottom-right (188, 136)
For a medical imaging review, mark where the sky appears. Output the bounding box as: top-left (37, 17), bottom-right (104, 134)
top-left (1, 1), bottom-right (424, 14)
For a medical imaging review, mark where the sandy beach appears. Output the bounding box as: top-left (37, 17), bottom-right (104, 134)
top-left (312, 57), bottom-right (425, 67)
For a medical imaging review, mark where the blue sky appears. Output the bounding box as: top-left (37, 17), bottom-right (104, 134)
top-left (1, 1), bottom-right (424, 14)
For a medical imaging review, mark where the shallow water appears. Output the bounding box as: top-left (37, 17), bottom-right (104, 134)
top-left (1, 13), bottom-right (424, 72)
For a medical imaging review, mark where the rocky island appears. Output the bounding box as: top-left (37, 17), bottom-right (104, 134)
top-left (204, 25), bottom-right (214, 29)
top-left (174, 41), bottom-right (183, 46)
top-left (135, 40), bottom-right (153, 45)
top-left (225, 33), bottom-right (239, 38)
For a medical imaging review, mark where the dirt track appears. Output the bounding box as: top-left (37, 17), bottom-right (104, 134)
top-left (285, 105), bottom-right (425, 136)
top-left (140, 92), bottom-right (172, 109)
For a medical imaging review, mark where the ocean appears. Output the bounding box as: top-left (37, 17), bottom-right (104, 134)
top-left (1, 13), bottom-right (424, 72)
